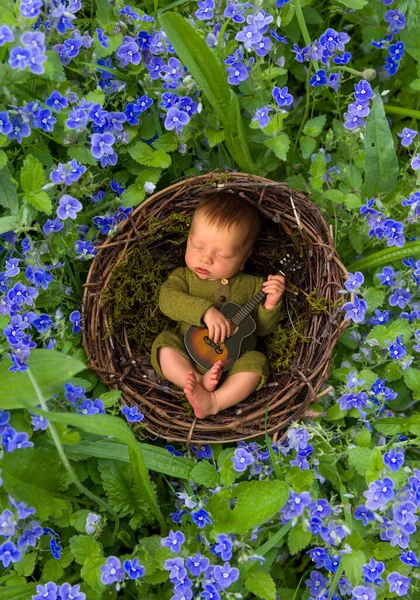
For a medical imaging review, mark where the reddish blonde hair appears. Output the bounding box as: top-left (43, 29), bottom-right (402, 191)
top-left (191, 191), bottom-right (261, 253)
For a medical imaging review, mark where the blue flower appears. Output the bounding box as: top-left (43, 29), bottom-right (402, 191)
top-left (411, 154), bottom-right (420, 170)
top-left (165, 445), bottom-right (183, 457)
top-left (201, 584), bottom-right (220, 600)
top-left (351, 587), bottom-right (376, 600)
top-left (309, 69), bottom-right (328, 86)
top-left (333, 51), bottom-right (352, 64)
top-left (186, 552), bottom-right (210, 577)
top-left (384, 447), bottom-right (404, 471)
top-left (0, 25), bottom-right (14, 45)
top-left (397, 127), bottom-right (417, 147)
top-left (305, 570), bottom-right (327, 596)
top-left (388, 335), bottom-right (406, 360)
top-left (307, 547), bottom-right (330, 568)
top-left (3, 428), bottom-right (34, 452)
top-left (354, 80), bottom-right (374, 101)
top-left (226, 61), bottom-right (249, 85)
top-left (0, 509), bottom-right (15, 536)
top-left (164, 107), bottom-right (190, 132)
top-left (364, 477), bottom-right (394, 510)
top-left (79, 399), bottom-right (106, 415)
top-left (33, 313), bottom-right (54, 333)
top-left (164, 557), bottom-right (186, 581)
top-left (116, 36), bottom-right (141, 67)
top-left (383, 219), bottom-right (405, 247)
top-left (384, 9), bottom-right (406, 32)
top-left (50, 536), bottom-right (62, 559)
top-left (213, 562), bottom-right (239, 589)
top-left (272, 85), bottom-right (293, 106)
top-left (362, 558), bottom-right (385, 585)
top-left (123, 557), bottom-right (145, 580)
top-left (161, 530), bottom-right (185, 553)
top-left (0, 541), bottom-right (21, 567)
top-left (344, 271), bottom-right (364, 292)
top-left (232, 447), bottom-right (254, 471)
top-left (18, 522), bottom-right (43, 549)
top-left (191, 508), bottom-right (212, 528)
top-left (252, 106), bottom-right (273, 128)
top-left (211, 533), bottom-right (233, 560)
top-left (195, 0), bottom-right (215, 21)
top-left (100, 556), bottom-right (125, 585)
top-left (342, 295), bottom-right (367, 323)
top-left (59, 583), bottom-right (86, 600)
top-left (56, 194), bottom-right (83, 220)
top-left (121, 405), bottom-right (144, 423)
top-left (400, 550), bottom-right (418, 567)
top-left (96, 27), bottom-right (109, 48)
top-left (191, 444), bottom-right (213, 459)
top-left (69, 310), bottom-right (82, 333)
top-left (33, 582), bottom-right (57, 600)
top-left (387, 572), bottom-right (411, 596)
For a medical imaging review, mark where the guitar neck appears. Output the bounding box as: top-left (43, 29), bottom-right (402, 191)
top-left (231, 266), bottom-right (286, 326)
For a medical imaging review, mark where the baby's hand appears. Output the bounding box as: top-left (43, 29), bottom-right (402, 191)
top-left (262, 274), bottom-right (285, 309)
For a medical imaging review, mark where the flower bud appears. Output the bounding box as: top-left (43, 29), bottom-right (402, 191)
top-left (362, 68), bottom-right (376, 81)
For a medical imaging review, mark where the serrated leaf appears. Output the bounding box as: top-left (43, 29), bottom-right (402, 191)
top-left (404, 368), bottom-right (420, 394)
top-left (24, 191), bottom-right (52, 214)
top-left (387, 319), bottom-right (412, 341)
top-left (20, 154), bottom-right (45, 193)
top-left (120, 183), bottom-right (146, 208)
top-left (42, 559), bottom-right (64, 582)
top-left (287, 522), bottom-right (312, 554)
top-left (42, 50), bottom-right (66, 82)
top-left (68, 146), bottom-right (98, 166)
top-left (300, 136), bottom-right (316, 159)
top-left (324, 189), bottom-right (344, 203)
top-left (0, 149), bottom-right (8, 169)
top-left (69, 509), bottom-right (91, 533)
top-left (1, 584), bottom-right (37, 600)
top-left (310, 152), bottom-right (326, 178)
top-left (245, 572), bottom-right (276, 600)
top-left (97, 459), bottom-right (149, 518)
top-left (69, 535), bottom-right (102, 566)
top-left (149, 149), bottom-right (171, 168)
top-left (0, 165), bottom-right (19, 215)
top-left (81, 555), bottom-right (106, 593)
top-left (348, 447), bottom-right (372, 476)
top-left (14, 552), bottom-right (37, 577)
top-left (205, 129), bottom-right (225, 148)
top-left (361, 90), bottom-right (398, 199)
top-left (303, 115), bottom-right (327, 137)
top-left (1, 448), bottom-right (71, 519)
top-left (152, 133), bottom-right (178, 151)
top-left (264, 133), bottom-right (290, 161)
top-left (337, 0), bottom-right (368, 8)
top-left (342, 550), bottom-right (366, 586)
top-left (100, 390), bottom-right (122, 407)
top-left (189, 461), bottom-right (220, 488)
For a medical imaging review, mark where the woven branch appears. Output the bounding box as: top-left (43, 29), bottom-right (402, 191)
top-left (82, 171), bottom-right (349, 444)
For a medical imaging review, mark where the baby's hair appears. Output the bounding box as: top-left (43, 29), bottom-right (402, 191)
top-left (191, 190), bottom-right (261, 252)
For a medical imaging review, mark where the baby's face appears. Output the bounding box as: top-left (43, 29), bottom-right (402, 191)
top-left (186, 216), bottom-right (252, 280)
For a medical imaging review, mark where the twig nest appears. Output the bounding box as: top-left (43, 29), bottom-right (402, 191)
top-left (82, 171), bottom-right (349, 444)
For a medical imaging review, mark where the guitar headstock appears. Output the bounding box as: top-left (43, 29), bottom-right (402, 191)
top-left (276, 252), bottom-right (302, 277)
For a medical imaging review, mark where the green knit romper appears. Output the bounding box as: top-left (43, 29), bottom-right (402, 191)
top-left (150, 266), bottom-right (283, 391)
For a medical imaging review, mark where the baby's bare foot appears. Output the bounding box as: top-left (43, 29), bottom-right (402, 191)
top-left (184, 370), bottom-right (217, 419)
top-left (201, 359), bottom-right (224, 392)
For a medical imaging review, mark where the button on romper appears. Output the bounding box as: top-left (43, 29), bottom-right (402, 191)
top-left (150, 267), bottom-right (283, 392)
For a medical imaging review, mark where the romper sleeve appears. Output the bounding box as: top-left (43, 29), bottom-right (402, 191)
top-left (159, 267), bottom-right (214, 327)
top-left (252, 275), bottom-right (283, 337)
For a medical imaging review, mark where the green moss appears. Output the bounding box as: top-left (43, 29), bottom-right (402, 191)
top-left (265, 304), bottom-right (308, 371)
top-left (305, 289), bottom-right (335, 314)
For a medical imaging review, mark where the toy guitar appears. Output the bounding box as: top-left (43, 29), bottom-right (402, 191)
top-left (184, 252), bottom-right (301, 373)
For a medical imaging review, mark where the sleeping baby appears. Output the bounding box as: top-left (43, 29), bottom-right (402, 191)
top-left (150, 190), bottom-right (285, 419)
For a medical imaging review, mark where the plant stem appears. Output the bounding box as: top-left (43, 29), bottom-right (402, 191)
top-left (330, 65), bottom-right (364, 78)
top-left (384, 104), bottom-right (420, 119)
top-left (292, 66), bottom-right (312, 155)
top-left (26, 368), bottom-right (121, 542)
top-left (294, 0), bottom-right (319, 71)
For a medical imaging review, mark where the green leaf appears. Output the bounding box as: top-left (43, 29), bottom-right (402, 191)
top-left (375, 417), bottom-right (408, 436)
top-left (69, 509), bottom-right (92, 533)
top-left (24, 191), bottom-right (52, 214)
top-left (63, 439), bottom-right (196, 480)
top-left (0, 215), bottom-right (19, 234)
top-left (0, 0), bottom-right (18, 26)
top-left (225, 89), bottom-right (255, 172)
top-left (42, 559), bottom-right (64, 582)
top-left (120, 183), bottom-right (146, 208)
top-left (300, 136), bottom-right (316, 159)
top-left (20, 154), bottom-right (45, 193)
top-left (96, 0), bottom-right (116, 27)
top-left (205, 129), bottom-right (225, 148)
top-left (189, 461), bottom-right (220, 488)
top-left (69, 535), bottom-right (102, 566)
top-left (403, 368), bottom-right (420, 398)
top-left (387, 319), bottom-right (412, 341)
top-left (285, 467), bottom-right (314, 492)
top-left (152, 132), bottom-right (179, 152)
top-left (245, 572), bottom-right (276, 600)
top-left (342, 550), bottom-right (366, 586)
top-left (42, 50), bottom-right (66, 82)
top-left (337, 0), bottom-right (368, 7)
top-left (361, 91), bottom-right (398, 199)
top-left (81, 555), bottom-right (106, 594)
top-left (348, 241), bottom-right (420, 272)
top-left (209, 480), bottom-right (289, 534)
top-left (98, 458), bottom-right (149, 518)
top-left (263, 133), bottom-right (290, 161)
top-left (30, 410), bottom-right (165, 529)
top-left (1, 584), bottom-right (37, 600)
top-left (0, 165), bottom-right (19, 215)
top-left (127, 141), bottom-right (171, 168)
top-left (158, 13), bottom-right (253, 171)
top-left (0, 149), bottom-right (7, 169)
top-left (158, 12), bottom-right (230, 124)
top-left (0, 349), bottom-right (86, 409)
top-left (303, 115), bottom-right (327, 137)
top-left (287, 522), bottom-right (312, 554)
top-left (310, 152), bottom-right (326, 178)
top-left (348, 447), bottom-right (372, 476)
top-left (68, 146), bottom-right (98, 166)
top-left (324, 189), bottom-right (344, 204)
top-left (326, 404), bottom-right (346, 421)
top-left (0, 448), bottom-right (70, 519)
top-left (99, 390), bottom-right (122, 407)
top-left (363, 288), bottom-right (385, 312)
top-left (14, 552), bottom-right (37, 577)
